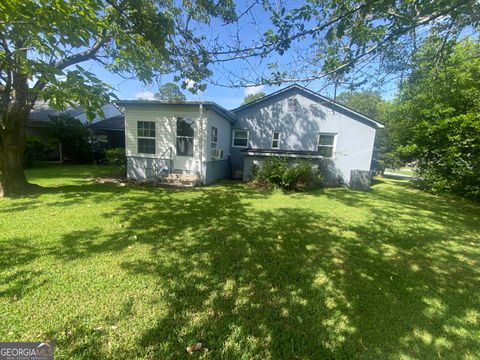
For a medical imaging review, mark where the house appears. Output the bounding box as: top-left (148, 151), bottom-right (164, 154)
top-left (27, 103), bottom-right (124, 160)
top-left (117, 84), bottom-right (384, 186)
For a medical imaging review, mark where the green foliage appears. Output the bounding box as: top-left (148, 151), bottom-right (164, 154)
top-left (263, 1), bottom-right (479, 87)
top-left (23, 137), bottom-right (48, 167)
top-left (336, 90), bottom-right (384, 119)
top-left (154, 82), bottom-right (186, 101)
top-left (105, 147), bottom-right (127, 175)
top-left (388, 39), bottom-right (480, 199)
top-left (241, 92), bottom-right (266, 105)
top-left (334, 90), bottom-right (401, 172)
top-left (47, 114), bottom-right (92, 163)
top-left (254, 157), bottom-right (323, 190)
top-left (0, 0), bottom-right (237, 119)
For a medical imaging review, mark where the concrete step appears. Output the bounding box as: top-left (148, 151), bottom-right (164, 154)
top-left (157, 172), bottom-right (199, 187)
top-left (164, 173), bottom-right (198, 183)
top-left (157, 181), bottom-right (196, 188)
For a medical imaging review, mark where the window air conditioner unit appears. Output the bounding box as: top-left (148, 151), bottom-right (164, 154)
top-left (211, 148), bottom-right (223, 159)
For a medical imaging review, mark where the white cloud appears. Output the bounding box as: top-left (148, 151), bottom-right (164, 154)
top-left (184, 79), bottom-right (196, 90)
top-left (135, 91), bottom-right (155, 100)
top-left (244, 85), bottom-right (264, 96)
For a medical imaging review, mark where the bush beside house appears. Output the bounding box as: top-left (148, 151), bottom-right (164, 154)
top-left (252, 157), bottom-right (323, 191)
top-left (105, 147), bottom-right (127, 175)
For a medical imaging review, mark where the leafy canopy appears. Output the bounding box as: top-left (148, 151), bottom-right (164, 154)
top-left (154, 82), bottom-right (186, 101)
top-left (0, 0), bottom-right (236, 118)
top-left (241, 92), bottom-right (266, 105)
top-left (388, 39), bottom-right (480, 199)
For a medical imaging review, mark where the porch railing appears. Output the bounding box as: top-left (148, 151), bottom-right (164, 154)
top-left (146, 147), bottom-right (173, 185)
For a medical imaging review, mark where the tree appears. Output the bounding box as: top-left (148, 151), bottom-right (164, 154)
top-left (389, 39), bottom-right (480, 199)
top-left (211, 1), bottom-right (480, 89)
top-left (336, 90), bottom-right (383, 120)
top-left (0, 0), bottom-right (236, 196)
top-left (154, 82), bottom-right (186, 101)
top-left (47, 114), bottom-right (92, 164)
top-left (241, 92), bottom-right (266, 105)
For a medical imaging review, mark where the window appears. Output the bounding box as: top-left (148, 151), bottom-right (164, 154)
top-left (233, 129), bottom-right (249, 147)
top-left (317, 133), bottom-right (336, 157)
top-left (288, 98), bottom-right (299, 112)
top-left (211, 126), bottom-right (218, 149)
top-left (271, 131), bottom-right (280, 149)
top-left (137, 121), bottom-right (156, 154)
top-left (176, 117), bottom-right (194, 156)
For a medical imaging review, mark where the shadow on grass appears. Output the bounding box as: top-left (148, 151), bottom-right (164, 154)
top-left (52, 180), bottom-right (480, 358)
top-left (2, 171), bottom-right (480, 358)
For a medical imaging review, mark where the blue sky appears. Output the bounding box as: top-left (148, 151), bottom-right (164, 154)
top-left (80, 1), bottom-right (395, 110)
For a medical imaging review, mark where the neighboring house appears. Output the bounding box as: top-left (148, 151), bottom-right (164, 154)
top-left (117, 84), bottom-right (384, 186)
top-left (89, 114), bottom-right (125, 152)
top-left (27, 103), bottom-right (124, 159)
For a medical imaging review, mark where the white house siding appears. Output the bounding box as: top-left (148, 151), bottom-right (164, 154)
top-left (125, 104), bottom-right (204, 179)
top-left (124, 103), bottom-right (233, 183)
top-left (232, 90), bottom-right (377, 184)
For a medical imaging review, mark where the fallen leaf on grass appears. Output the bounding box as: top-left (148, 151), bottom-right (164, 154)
top-left (186, 343), bottom-right (202, 354)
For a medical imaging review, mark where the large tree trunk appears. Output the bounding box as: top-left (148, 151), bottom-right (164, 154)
top-left (0, 40), bottom-right (37, 197)
top-left (0, 110), bottom-right (34, 197)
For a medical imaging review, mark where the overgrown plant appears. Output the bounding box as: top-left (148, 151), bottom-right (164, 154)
top-left (253, 157), bottom-right (323, 191)
top-left (105, 148), bottom-right (127, 176)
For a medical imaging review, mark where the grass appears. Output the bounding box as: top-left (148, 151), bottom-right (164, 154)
top-left (1, 165), bottom-right (479, 359)
top-left (385, 167), bottom-right (416, 176)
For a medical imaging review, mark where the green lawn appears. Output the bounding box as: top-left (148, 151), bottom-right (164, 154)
top-left (1, 165), bottom-right (479, 359)
top-left (385, 167), bottom-right (416, 176)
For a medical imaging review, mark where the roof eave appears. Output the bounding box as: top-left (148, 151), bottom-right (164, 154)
top-left (231, 84), bottom-right (385, 129)
top-left (114, 100), bottom-right (236, 123)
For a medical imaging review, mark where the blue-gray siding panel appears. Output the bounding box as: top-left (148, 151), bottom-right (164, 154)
top-left (232, 88), bottom-right (377, 184)
top-left (203, 160), bottom-right (230, 185)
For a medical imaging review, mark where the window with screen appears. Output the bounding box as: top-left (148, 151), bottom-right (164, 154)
top-left (288, 98), bottom-right (299, 112)
top-left (232, 129), bottom-right (249, 147)
top-left (211, 126), bottom-right (218, 148)
top-left (317, 133), bottom-right (336, 157)
top-left (176, 117), bottom-right (195, 156)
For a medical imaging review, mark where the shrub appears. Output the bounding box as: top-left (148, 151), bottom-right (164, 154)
top-left (105, 147), bottom-right (126, 174)
top-left (258, 156), bottom-right (288, 184)
top-left (282, 160), bottom-right (323, 190)
top-left (253, 157), bottom-right (323, 191)
top-left (47, 114), bottom-right (93, 163)
top-left (24, 137), bottom-right (48, 167)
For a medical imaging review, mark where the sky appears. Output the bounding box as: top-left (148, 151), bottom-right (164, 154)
top-left (77, 1), bottom-right (395, 110)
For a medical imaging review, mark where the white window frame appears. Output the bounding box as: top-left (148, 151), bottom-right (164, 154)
top-left (232, 129), bottom-right (249, 148)
top-left (211, 126), bottom-right (218, 149)
top-left (137, 121), bottom-right (156, 155)
top-left (317, 133), bottom-right (336, 158)
top-left (176, 117), bottom-right (195, 157)
top-left (271, 131), bottom-right (280, 149)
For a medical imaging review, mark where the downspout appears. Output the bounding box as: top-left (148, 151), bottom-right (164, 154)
top-left (199, 104), bottom-right (204, 184)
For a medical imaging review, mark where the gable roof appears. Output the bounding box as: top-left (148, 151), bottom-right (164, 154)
top-left (115, 100), bottom-right (236, 123)
top-left (231, 84), bottom-right (384, 129)
top-left (89, 115), bottom-right (125, 131)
